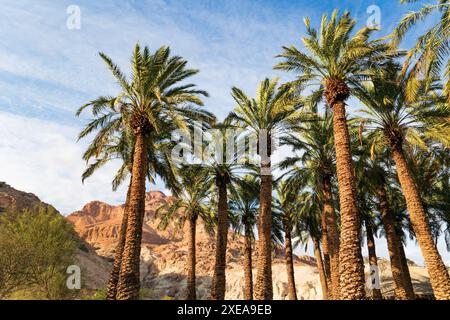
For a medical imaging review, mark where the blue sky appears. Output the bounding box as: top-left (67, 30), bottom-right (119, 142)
top-left (0, 0), bottom-right (447, 265)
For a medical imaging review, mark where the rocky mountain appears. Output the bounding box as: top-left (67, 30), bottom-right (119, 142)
top-left (67, 192), bottom-right (179, 257)
top-left (0, 181), bottom-right (55, 213)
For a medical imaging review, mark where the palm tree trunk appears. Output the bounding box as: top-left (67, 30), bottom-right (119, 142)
top-left (365, 221), bottom-right (383, 300)
top-left (331, 100), bottom-right (366, 299)
top-left (254, 164), bottom-right (273, 300)
top-left (186, 213), bottom-right (197, 300)
top-left (313, 238), bottom-right (329, 300)
top-left (211, 181), bottom-right (229, 300)
top-left (244, 221), bottom-right (253, 300)
top-left (320, 214), bottom-right (332, 293)
top-left (322, 174), bottom-right (340, 299)
top-left (376, 184), bottom-right (413, 300)
top-left (116, 132), bottom-right (148, 300)
top-left (106, 180), bottom-right (132, 300)
top-left (390, 144), bottom-right (450, 300)
top-left (397, 242), bottom-right (415, 297)
top-left (284, 224), bottom-right (297, 300)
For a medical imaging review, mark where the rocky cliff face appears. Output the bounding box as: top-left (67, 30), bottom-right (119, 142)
top-left (0, 182), bottom-right (54, 213)
top-left (67, 192), bottom-right (180, 257)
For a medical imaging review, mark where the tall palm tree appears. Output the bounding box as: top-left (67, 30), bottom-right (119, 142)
top-left (79, 128), bottom-right (134, 300)
top-left (79, 125), bottom-right (180, 299)
top-left (356, 64), bottom-right (450, 299)
top-left (205, 120), bottom-right (249, 300)
top-left (364, 217), bottom-right (383, 300)
top-left (77, 44), bottom-right (209, 299)
top-left (275, 10), bottom-right (397, 299)
top-left (390, 0), bottom-right (449, 101)
top-left (229, 175), bottom-right (259, 300)
top-left (294, 191), bottom-right (329, 300)
top-left (354, 149), bottom-right (415, 300)
top-left (155, 165), bottom-right (214, 300)
top-left (274, 183), bottom-right (299, 300)
top-left (279, 114), bottom-right (341, 299)
top-left (229, 78), bottom-right (301, 300)
top-left (354, 175), bottom-right (384, 300)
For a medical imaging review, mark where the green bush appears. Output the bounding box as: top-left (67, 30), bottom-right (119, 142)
top-left (0, 206), bottom-right (78, 299)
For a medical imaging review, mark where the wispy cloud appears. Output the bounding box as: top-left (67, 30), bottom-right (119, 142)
top-left (0, 111), bottom-right (132, 213)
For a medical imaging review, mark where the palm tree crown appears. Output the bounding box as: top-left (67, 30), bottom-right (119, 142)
top-left (390, 0), bottom-right (449, 101)
top-left (275, 9), bottom-right (397, 106)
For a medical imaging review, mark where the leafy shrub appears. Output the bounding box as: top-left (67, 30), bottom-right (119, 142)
top-left (0, 206), bottom-right (78, 299)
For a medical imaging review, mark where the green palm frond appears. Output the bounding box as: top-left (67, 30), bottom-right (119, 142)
top-left (275, 8), bottom-right (400, 110)
top-left (391, 0), bottom-right (449, 102)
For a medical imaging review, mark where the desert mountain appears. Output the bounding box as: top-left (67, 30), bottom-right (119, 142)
top-left (0, 181), bottom-right (56, 213)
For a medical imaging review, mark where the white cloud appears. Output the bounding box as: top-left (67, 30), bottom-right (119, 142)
top-left (0, 111), bottom-right (131, 214)
top-left (0, 0), bottom-right (302, 121)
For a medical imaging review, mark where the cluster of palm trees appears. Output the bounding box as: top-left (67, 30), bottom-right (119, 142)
top-left (78, 1), bottom-right (450, 300)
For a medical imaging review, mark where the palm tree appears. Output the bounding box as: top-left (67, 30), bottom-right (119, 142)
top-left (77, 44), bottom-right (209, 299)
top-left (79, 122), bottom-right (182, 300)
top-left (156, 165), bottom-right (214, 300)
top-left (364, 217), bottom-right (383, 300)
top-left (294, 191), bottom-right (329, 299)
top-left (275, 10), bottom-right (397, 299)
top-left (355, 177), bottom-right (384, 300)
top-left (274, 183), bottom-right (299, 300)
top-left (205, 120), bottom-right (249, 300)
top-left (356, 64), bottom-right (450, 299)
top-left (79, 128), bottom-right (134, 300)
top-left (354, 150), bottom-right (415, 300)
top-left (229, 78), bottom-right (301, 300)
top-left (229, 175), bottom-right (259, 300)
top-left (279, 114), bottom-right (341, 299)
top-left (390, 0), bottom-right (449, 101)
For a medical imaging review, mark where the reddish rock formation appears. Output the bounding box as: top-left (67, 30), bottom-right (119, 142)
top-left (0, 182), bottom-right (56, 213)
